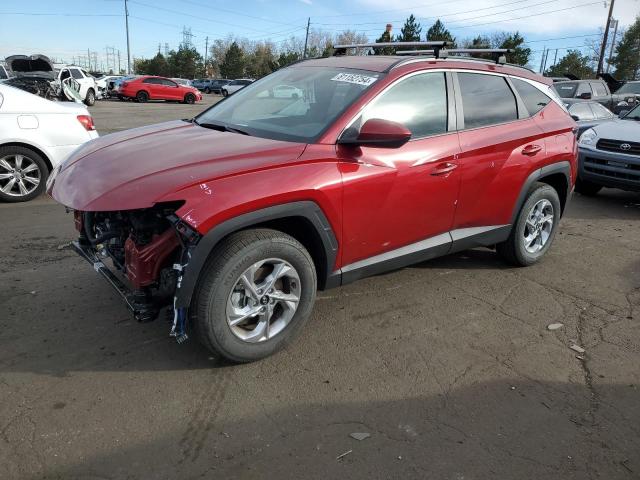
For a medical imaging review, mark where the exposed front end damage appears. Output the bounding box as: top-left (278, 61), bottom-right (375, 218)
top-left (73, 202), bottom-right (200, 342)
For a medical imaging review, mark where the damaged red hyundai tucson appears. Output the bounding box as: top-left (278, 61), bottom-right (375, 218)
top-left (48, 43), bottom-right (577, 362)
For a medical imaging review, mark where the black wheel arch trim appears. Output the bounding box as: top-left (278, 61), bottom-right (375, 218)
top-left (511, 161), bottom-right (571, 224)
top-left (175, 201), bottom-right (339, 309)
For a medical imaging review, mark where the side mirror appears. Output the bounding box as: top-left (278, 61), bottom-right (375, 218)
top-left (339, 118), bottom-right (412, 148)
top-left (571, 114), bottom-right (580, 121)
top-left (578, 92), bottom-right (592, 100)
top-left (618, 110), bottom-right (629, 118)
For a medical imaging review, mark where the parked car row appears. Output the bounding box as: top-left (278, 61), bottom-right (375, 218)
top-left (192, 78), bottom-right (254, 96)
top-left (554, 78), bottom-right (639, 114)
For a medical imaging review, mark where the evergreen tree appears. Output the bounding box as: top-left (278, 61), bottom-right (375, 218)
top-left (374, 26), bottom-right (396, 55)
top-left (397, 14), bottom-right (422, 42)
top-left (611, 15), bottom-right (640, 80)
top-left (426, 19), bottom-right (456, 47)
top-left (546, 50), bottom-right (596, 79)
top-left (220, 42), bottom-right (245, 78)
top-left (495, 32), bottom-right (531, 66)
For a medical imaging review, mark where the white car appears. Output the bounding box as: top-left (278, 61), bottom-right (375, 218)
top-left (221, 78), bottom-right (254, 96)
top-left (6, 55), bottom-right (98, 106)
top-left (272, 85), bottom-right (304, 99)
top-left (0, 83), bottom-right (98, 202)
top-left (95, 75), bottom-right (123, 99)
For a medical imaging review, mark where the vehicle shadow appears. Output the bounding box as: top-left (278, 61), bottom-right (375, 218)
top-left (566, 189), bottom-right (640, 221)
top-left (10, 379), bottom-right (638, 480)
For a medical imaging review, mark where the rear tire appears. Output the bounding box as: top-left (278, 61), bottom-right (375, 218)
top-left (136, 90), bottom-right (149, 103)
top-left (497, 182), bottom-right (561, 267)
top-left (0, 146), bottom-right (49, 203)
top-left (222, 89), bottom-right (228, 97)
top-left (193, 229), bottom-right (317, 363)
top-left (84, 88), bottom-right (96, 106)
top-left (575, 177), bottom-right (602, 196)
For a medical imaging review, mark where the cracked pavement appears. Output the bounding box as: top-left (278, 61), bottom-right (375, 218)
top-left (1, 99), bottom-right (639, 479)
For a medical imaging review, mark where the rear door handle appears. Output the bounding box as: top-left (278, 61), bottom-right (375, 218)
top-left (522, 144), bottom-right (542, 156)
top-left (431, 162), bottom-right (458, 176)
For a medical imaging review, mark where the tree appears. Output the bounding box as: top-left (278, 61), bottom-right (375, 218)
top-left (494, 32), bottom-right (531, 66)
top-left (426, 19), bottom-right (455, 47)
top-left (546, 50), bottom-right (595, 79)
top-left (245, 41), bottom-right (278, 78)
top-left (334, 30), bottom-right (369, 56)
top-left (611, 15), bottom-right (640, 80)
top-left (220, 42), bottom-right (245, 78)
top-left (397, 14), bottom-right (422, 42)
top-left (374, 25), bottom-right (396, 55)
top-left (134, 52), bottom-right (169, 76)
top-left (167, 45), bottom-right (203, 78)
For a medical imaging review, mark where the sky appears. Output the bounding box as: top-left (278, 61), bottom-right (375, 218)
top-left (1, 0), bottom-right (638, 73)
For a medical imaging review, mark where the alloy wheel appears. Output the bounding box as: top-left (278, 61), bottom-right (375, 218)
top-left (0, 154), bottom-right (41, 198)
top-left (226, 258), bottom-right (301, 343)
top-left (523, 199), bottom-right (554, 254)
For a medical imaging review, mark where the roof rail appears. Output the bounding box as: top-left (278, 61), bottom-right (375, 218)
top-left (333, 41), bottom-right (449, 57)
top-left (396, 48), bottom-right (513, 65)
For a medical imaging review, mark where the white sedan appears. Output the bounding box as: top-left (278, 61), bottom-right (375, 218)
top-left (0, 84), bottom-right (98, 202)
top-left (221, 79), bottom-right (254, 96)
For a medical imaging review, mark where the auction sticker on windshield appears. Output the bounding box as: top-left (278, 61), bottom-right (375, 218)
top-left (331, 73), bottom-right (378, 86)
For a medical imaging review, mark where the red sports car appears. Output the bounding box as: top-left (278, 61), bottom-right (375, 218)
top-left (118, 76), bottom-right (202, 104)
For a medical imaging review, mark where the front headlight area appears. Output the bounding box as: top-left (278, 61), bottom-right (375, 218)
top-left (579, 128), bottom-right (598, 147)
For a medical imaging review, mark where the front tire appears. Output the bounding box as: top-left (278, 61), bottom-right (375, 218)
top-left (193, 229), bottom-right (317, 363)
top-left (184, 93), bottom-right (196, 104)
top-left (575, 177), bottom-right (602, 196)
top-left (0, 146), bottom-right (48, 203)
top-left (84, 88), bottom-right (96, 106)
top-left (497, 182), bottom-right (561, 266)
top-left (221, 89), bottom-right (228, 97)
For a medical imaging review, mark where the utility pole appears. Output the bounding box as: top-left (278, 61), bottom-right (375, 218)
top-left (87, 48), bottom-right (90, 69)
top-left (204, 36), bottom-right (209, 76)
top-left (542, 49), bottom-right (550, 73)
top-left (124, 0), bottom-right (131, 74)
top-left (597, 0), bottom-right (615, 75)
top-left (553, 48), bottom-right (558, 66)
top-left (539, 47), bottom-right (546, 73)
top-left (303, 17), bottom-right (310, 59)
top-left (117, 50), bottom-right (121, 74)
top-left (606, 18), bottom-right (619, 73)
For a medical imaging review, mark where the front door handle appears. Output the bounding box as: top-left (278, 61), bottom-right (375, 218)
top-left (522, 144), bottom-right (542, 156)
top-left (431, 162), bottom-right (458, 176)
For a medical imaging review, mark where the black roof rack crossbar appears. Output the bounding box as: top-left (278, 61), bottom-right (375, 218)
top-left (396, 48), bottom-right (513, 64)
top-left (333, 41), bottom-right (449, 57)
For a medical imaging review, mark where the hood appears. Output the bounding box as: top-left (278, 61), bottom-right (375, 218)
top-left (593, 118), bottom-right (640, 141)
top-left (6, 54), bottom-right (55, 79)
top-left (48, 120), bottom-right (308, 211)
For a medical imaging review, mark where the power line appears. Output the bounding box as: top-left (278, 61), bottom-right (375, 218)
top-left (0, 12), bottom-right (121, 16)
top-left (177, 0), bottom-right (303, 28)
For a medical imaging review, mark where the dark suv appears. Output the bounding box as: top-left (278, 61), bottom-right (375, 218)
top-left (48, 46), bottom-right (577, 362)
top-left (555, 79), bottom-right (639, 113)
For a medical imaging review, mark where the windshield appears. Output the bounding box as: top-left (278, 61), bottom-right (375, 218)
top-left (617, 83), bottom-right (640, 95)
top-left (621, 104), bottom-right (640, 120)
top-left (195, 67), bottom-right (382, 142)
top-left (555, 82), bottom-right (578, 98)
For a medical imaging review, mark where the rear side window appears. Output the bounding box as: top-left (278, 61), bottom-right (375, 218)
top-left (511, 78), bottom-right (551, 116)
top-left (576, 82), bottom-right (592, 97)
top-left (160, 79), bottom-right (177, 86)
top-left (359, 72), bottom-right (448, 138)
top-left (591, 82), bottom-right (607, 97)
top-left (458, 73), bottom-right (518, 129)
top-left (143, 78), bottom-right (160, 84)
top-left (569, 102), bottom-right (595, 120)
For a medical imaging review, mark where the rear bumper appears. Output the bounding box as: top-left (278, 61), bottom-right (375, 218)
top-left (578, 147), bottom-right (640, 191)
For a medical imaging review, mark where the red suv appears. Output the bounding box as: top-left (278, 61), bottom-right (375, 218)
top-left (48, 47), bottom-right (577, 362)
top-left (118, 75), bottom-right (202, 103)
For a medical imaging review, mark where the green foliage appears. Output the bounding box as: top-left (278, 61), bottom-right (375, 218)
top-left (374, 29), bottom-right (396, 55)
top-left (167, 45), bottom-right (203, 79)
top-left (426, 20), bottom-right (456, 47)
top-left (611, 15), bottom-right (640, 80)
top-left (220, 42), bottom-right (245, 78)
top-left (277, 50), bottom-right (301, 68)
top-left (546, 50), bottom-right (596, 79)
top-left (397, 14), bottom-right (422, 42)
top-left (495, 32), bottom-right (531, 66)
top-left (134, 53), bottom-right (169, 76)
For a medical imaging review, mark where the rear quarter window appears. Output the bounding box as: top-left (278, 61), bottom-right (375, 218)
top-left (511, 78), bottom-right (551, 116)
top-left (458, 73), bottom-right (518, 129)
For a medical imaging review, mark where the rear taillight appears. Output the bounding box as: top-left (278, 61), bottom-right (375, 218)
top-left (77, 115), bottom-right (95, 131)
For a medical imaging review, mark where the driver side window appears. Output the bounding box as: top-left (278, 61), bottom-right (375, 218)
top-left (355, 72), bottom-right (448, 139)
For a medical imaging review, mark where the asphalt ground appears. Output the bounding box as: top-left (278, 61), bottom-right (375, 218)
top-left (1, 95), bottom-right (639, 479)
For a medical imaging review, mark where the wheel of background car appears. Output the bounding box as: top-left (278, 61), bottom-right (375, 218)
top-left (496, 182), bottom-right (561, 266)
top-left (184, 93), bottom-right (196, 104)
top-left (84, 89), bottom-right (95, 106)
top-left (575, 177), bottom-right (602, 196)
top-left (222, 89), bottom-right (228, 97)
top-left (136, 90), bottom-right (149, 103)
top-left (118, 95), bottom-right (125, 101)
top-left (0, 146), bottom-right (49, 203)
top-left (193, 228), bottom-right (317, 363)
top-left (204, 87), bottom-right (211, 94)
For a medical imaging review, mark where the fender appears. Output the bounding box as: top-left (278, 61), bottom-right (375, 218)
top-left (510, 160), bottom-right (571, 224)
top-left (175, 201), bottom-right (339, 309)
